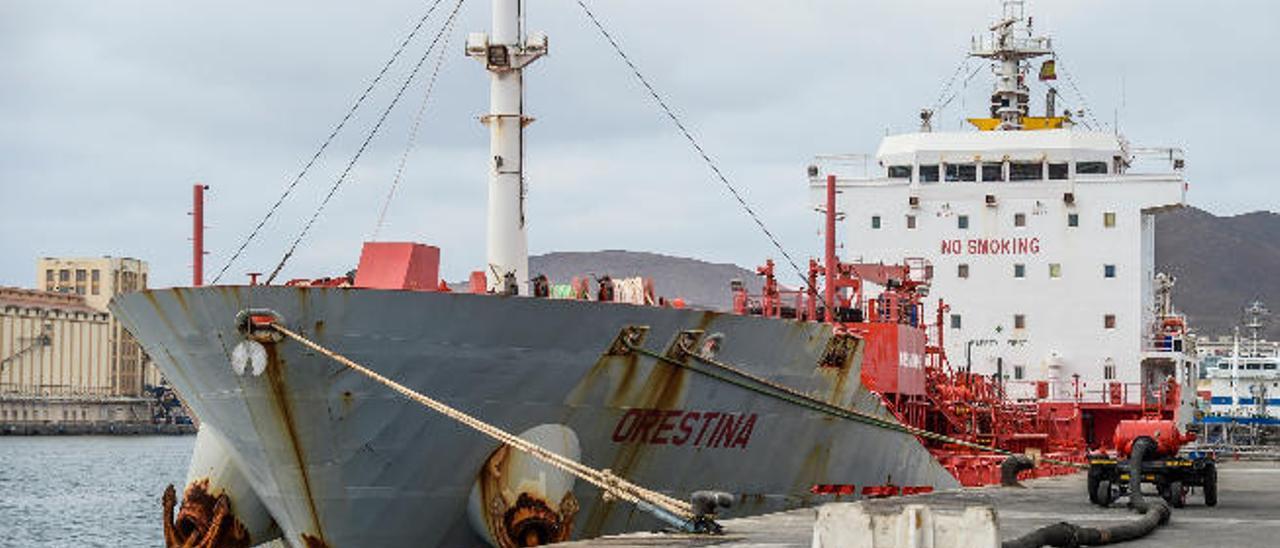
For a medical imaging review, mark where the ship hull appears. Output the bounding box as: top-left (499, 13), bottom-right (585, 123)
top-left (112, 286), bottom-right (958, 547)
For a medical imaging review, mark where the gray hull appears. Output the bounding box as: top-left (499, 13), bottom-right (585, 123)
top-left (111, 287), bottom-right (958, 547)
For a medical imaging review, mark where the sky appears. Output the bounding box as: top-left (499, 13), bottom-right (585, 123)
top-left (2, 0), bottom-right (1277, 289)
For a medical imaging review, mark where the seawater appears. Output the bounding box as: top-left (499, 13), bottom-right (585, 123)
top-left (0, 435), bottom-right (194, 547)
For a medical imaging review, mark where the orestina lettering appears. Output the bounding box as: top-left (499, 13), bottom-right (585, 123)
top-left (611, 408), bottom-right (758, 449)
top-left (940, 237), bottom-right (1040, 256)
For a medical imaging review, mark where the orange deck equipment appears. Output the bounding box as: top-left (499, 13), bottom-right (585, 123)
top-left (354, 242), bottom-right (440, 291)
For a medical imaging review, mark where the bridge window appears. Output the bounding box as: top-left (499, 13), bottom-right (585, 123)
top-left (945, 163), bottom-right (977, 182)
top-left (1077, 161), bottom-right (1108, 174)
top-left (919, 165), bottom-right (940, 183)
top-left (1048, 163), bottom-right (1069, 180)
top-left (1010, 162), bottom-right (1043, 181)
top-left (981, 163), bottom-right (1004, 182)
top-left (888, 165), bottom-right (912, 179)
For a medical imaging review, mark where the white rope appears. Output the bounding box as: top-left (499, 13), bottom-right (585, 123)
top-left (269, 323), bottom-right (694, 520)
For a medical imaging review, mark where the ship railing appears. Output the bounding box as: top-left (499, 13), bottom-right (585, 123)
top-left (1001, 380), bottom-right (1160, 407)
top-left (1126, 147), bottom-right (1185, 174)
top-left (809, 153), bottom-right (876, 181)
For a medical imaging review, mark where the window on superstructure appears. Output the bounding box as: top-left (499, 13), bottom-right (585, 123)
top-left (888, 165), bottom-right (912, 179)
top-left (1048, 163), bottom-right (1069, 180)
top-left (1014, 314), bottom-right (1026, 329)
top-left (1014, 213), bottom-right (1026, 227)
top-left (1014, 365), bottom-right (1025, 380)
top-left (1104, 364), bottom-right (1116, 380)
top-left (1077, 161), bottom-right (1107, 175)
top-left (919, 165), bottom-right (940, 183)
top-left (906, 215), bottom-right (917, 229)
top-left (1104, 314), bottom-right (1117, 329)
top-left (1104, 264), bottom-right (1116, 278)
top-left (1067, 213), bottom-right (1079, 227)
top-left (957, 264), bottom-right (969, 279)
top-left (1049, 263), bottom-right (1062, 278)
top-left (1103, 212), bottom-right (1116, 228)
top-left (945, 163), bottom-right (977, 182)
top-left (1014, 264), bottom-right (1026, 278)
top-left (871, 215), bottom-right (881, 229)
top-left (950, 314), bottom-right (962, 329)
top-left (957, 215), bottom-right (970, 229)
top-left (981, 163), bottom-right (1004, 182)
top-left (1009, 162), bottom-right (1044, 181)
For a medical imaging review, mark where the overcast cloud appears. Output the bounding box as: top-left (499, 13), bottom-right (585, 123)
top-left (2, 0), bottom-right (1277, 289)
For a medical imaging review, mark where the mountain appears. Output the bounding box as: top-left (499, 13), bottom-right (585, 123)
top-left (529, 250), bottom-right (761, 310)
top-left (1155, 207), bottom-right (1280, 340)
top-left (529, 207), bottom-right (1280, 339)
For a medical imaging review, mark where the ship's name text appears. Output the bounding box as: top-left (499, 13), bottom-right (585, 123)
top-left (611, 408), bottom-right (757, 449)
top-left (940, 237), bottom-right (1041, 256)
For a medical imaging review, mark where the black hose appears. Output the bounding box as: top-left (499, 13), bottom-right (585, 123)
top-left (1127, 437), bottom-right (1155, 508)
top-left (1000, 500), bottom-right (1170, 548)
top-left (1001, 455), bottom-right (1035, 487)
top-left (1001, 438), bottom-right (1170, 548)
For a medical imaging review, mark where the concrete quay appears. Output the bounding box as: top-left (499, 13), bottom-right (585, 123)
top-left (562, 460), bottom-right (1280, 547)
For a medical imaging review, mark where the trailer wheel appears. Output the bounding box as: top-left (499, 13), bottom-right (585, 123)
top-left (1096, 479), bottom-right (1113, 508)
top-left (1087, 467), bottom-right (1101, 504)
top-left (1203, 463), bottom-right (1218, 507)
top-left (1167, 480), bottom-right (1186, 508)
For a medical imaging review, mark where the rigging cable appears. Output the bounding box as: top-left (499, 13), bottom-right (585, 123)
top-left (265, 0), bottom-right (467, 284)
top-left (574, 0), bottom-right (814, 292)
top-left (370, 15), bottom-right (456, 242)
top-left (1054, 55), bottom-right (1103, 131)
top-left (211, 0), bottom-right (453, 284)
top-left (929, 56), bottom-right (972, 116)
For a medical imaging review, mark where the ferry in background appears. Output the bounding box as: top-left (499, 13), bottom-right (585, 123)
top-left (1197, 302), bottom-right (1280, 445)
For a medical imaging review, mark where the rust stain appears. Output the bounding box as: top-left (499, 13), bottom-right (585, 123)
top-left (299, 533), bottom-right (329, 548)
top-left (580, 331), bottom-right (692, 536)
top-left (162, 480), bottom-right (251, 548)
top-left (474, 445), bottom-right (580, 547)
top-left (262, 344), bottom-right (327, 545)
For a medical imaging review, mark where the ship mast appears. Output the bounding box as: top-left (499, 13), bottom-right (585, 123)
top-left (468, 0), bottom-right (547, 294)
top-left (970, 1), bottom-right (1053, 130)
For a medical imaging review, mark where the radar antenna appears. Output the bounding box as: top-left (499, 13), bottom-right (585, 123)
top-left (969, 1), bottom-right (1053, 130)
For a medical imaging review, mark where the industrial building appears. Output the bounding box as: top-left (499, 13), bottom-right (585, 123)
top-left (0, 256), bottom-right (189, 434)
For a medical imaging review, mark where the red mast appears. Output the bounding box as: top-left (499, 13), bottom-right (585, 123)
top-left (193, 184), bottom-right (208, 287)
top-left (824, 174), bottom-right (837, 323)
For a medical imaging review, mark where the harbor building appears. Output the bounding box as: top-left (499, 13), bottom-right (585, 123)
top-left (1, 257), bottom-right (190, 434)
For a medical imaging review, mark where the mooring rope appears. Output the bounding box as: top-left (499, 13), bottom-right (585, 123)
top-left (267, 322), bottom-right (697, 524)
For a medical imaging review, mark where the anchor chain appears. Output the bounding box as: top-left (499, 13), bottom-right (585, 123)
top-left (265, 322), bottom-right (716, 534)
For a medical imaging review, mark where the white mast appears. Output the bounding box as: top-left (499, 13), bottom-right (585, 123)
top-left (970, 1), bottom-right (1053, 130)
top-left (467, 0), bottom-right (547, 294)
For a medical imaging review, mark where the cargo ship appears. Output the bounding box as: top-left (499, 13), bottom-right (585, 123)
top-left (110, 1), bottom-right (1195, 546)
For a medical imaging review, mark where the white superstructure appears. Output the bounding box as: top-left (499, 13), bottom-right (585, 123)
top-left (810, 1), bottom-right (1192, 403)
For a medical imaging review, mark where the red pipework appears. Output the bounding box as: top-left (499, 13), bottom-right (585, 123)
top-left (192, 184), bottom-right (208, 287)
top-left (824, 174), bottom-right (836, 323)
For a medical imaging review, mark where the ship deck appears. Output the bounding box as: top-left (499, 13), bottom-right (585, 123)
top-left (562, 459), bottom-right (1280, 547)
